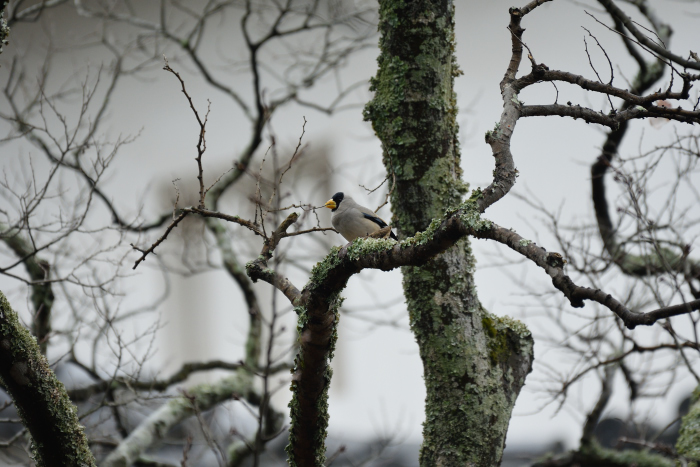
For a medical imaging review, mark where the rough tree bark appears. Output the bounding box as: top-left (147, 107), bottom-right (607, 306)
top-left (364, 1), bottom-right (534, 465)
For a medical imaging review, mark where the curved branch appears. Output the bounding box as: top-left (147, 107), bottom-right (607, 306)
top-left (582, 7), bottom-right (700, 284)
top-left (473, 221), bottom-right (700, 328)
top-left (476, 7), bottom-right (528, 212)
top-left (7, 0), bottom-right (68, 26)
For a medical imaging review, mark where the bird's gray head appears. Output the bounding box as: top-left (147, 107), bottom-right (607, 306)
top-left (324, 192), bottom-right (345, 212)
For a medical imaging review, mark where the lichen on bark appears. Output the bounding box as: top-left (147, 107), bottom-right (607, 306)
top-left (285, 254), bottom-right (346, 467)
top-left (0, 290), bottom-right (96, 467)
top-left (677, 385), bottom-right (700, 462)
top-left (365, 1), bottom-right (534, 465)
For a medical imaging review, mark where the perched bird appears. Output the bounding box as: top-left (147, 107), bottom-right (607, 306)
top-left (324, 192), bottom-right (398, 242)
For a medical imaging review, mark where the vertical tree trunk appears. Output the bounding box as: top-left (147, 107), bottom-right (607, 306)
top-left (365, 2), bottom-right (534, 465)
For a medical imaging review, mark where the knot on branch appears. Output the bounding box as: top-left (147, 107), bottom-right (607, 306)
top-left (532, 63), bottom-right (549, 76)
top-left (261, 212), bottom-right (299, 260)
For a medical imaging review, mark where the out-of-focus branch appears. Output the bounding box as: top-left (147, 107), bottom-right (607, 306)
top-left (7, 0), bottom-right (68, 26)
top-left (68, 359), bottom-right (247, 402)
top-left (586, 4), bottom-right (700, 283)
top-left (24, 130), bottom-right (173, 232)
top-left (110, 200), bottom-right (282, 465)
top-left (1, 226), bottom-right (54, 355)
top-left (100, 372), bottom-right (260, 467)
top-left (3, 55), bottom-right (172, 234)
top-left (532, 442), bottom-right (674, 467)
top-left (581, 364), bottom-right (617, 445)
top-left (597, 0), bottom-right (700, 70)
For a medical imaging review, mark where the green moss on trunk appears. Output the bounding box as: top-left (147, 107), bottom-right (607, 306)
top-left (0, 290), bottom-right (96, 467)
top-left (677, 386), bottom-right (700, 462)
top-left (365, 1), bottom-right (534, 465)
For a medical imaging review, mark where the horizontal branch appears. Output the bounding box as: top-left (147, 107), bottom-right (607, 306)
top-left (510, 64), bottom-right (699, 129)
top-left (520, 69), bottom-right (693, 104)
top-left (520, 102), bottom-right (700, 128)
top-left (183, 207), bottom-right (263, 235)
top-left (301, 200), bottom-right (700, 330)
top-left (69, 359), bottom-right (247, 402)
top-left (132, 206), bottom-right (267, 270)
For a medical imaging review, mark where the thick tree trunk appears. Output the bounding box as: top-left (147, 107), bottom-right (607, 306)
top-left (365, 1), bottom-right (534, 465)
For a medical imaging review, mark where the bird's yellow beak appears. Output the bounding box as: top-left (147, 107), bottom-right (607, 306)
top-left (324, 199), bottom-right (337, 209)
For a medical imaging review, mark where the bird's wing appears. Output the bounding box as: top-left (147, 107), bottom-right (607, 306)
top-left (362, 212), bottom-right (389, 229)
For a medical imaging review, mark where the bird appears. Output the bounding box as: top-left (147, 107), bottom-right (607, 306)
top-left (324, 192), bottom-right (398, 242)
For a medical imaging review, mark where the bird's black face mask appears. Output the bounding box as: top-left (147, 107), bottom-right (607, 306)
top-left (325, 192), bottom-right (344, 212)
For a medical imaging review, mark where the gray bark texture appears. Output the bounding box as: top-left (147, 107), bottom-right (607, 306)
top-left (364, 1), bottom-right (534, 465)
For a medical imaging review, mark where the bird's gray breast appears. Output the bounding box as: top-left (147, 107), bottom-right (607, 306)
top-left (332, 208), bottom-right (380, 242)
